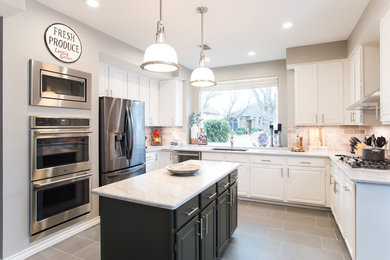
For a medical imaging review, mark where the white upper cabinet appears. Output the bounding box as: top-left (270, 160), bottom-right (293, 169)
top-left (294, 64), bottom-right (318, 125)
top-left (149, 79), bottom-right (160, 126)
top-left (381, 10), bottom-right (390, 124)
top-left (109, 66), bottom-right (128, 98)
top-left (159, 79), bottom-right (184, 126)
top-left (127, 72), bottom-right (139, 100)
top-left (317, 62), bottom-right (344, 125)
top-left (139, 76), bottom-right (151, 126)
top-left (295, 61), bottom-right (344, 125)
top-left (99, 63), bottom-right (109, 97)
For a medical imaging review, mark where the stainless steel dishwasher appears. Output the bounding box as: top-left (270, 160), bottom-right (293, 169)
top-left (170, 150), bottom-right (202, 163)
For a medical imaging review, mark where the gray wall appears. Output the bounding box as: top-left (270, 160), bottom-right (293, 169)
top-left (191, 60), bottom-right (289, 146)
top-left (2, 1), bottom-right (186, 258)
top-left (347, 0), bottom-right (390, 54)
top-left (286, 41), bottom-right (347, 67)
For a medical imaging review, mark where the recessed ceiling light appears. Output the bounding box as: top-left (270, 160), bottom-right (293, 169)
top-left (248, 51), bottom-right (256, 56)
top-left (205, 57), bottom-right (211, 62)
top-left (86, 0), bottom-right (100, 8)
top-left (282, 22), bottom-right (293, 29)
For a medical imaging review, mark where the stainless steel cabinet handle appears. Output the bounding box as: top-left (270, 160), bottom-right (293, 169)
top-left (199, 218), bottom-right (204, 240)
top-left (287, 168), bottom-right (290, 177)
top-left (316, 114), bottom-right (318, 124)
top-left (261, 159), bottom-right (271, 162)
top-left (344, 186), bottom-right (351, 192)
top-left (205, 214), bottom-right (209, 235)
top-left (184, 207), bottom-right (198, 217)
top-left (280, 169), bottom-right (283, 178)
top-left (300, 162), bottom-right (311, 164)
top-left (223, 182), bottom-right (230, 189)
top-left (206, 192), bottom-right (217, 199)
top-left (33, 173), bottom-right (92, 188)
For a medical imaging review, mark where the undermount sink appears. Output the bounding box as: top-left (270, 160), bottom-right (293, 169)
top-left (212, 148), bottom-right (248, 152)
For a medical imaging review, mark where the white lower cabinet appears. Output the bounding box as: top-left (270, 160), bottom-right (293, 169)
top-left (237, 164), bottom-right (249, 197)
top-left (286, 167), bottom-right (325, 205)
top-left (145, 152), bottom-right (158, 172)
top-left (250, 165), bottom-right (284, 201)
top-left (158, 151), bottom-right (172, 168)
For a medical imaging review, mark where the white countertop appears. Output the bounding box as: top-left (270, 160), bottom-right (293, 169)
top-left (92, 160), bottom-right (240, 210)
top-left (329, 155), bottom-right (390, 185)
top-left (147, 145), bottom-right (329, 157)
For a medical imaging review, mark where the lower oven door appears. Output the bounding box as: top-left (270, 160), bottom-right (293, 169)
top-left (31, 171), bottom-right (92, 235)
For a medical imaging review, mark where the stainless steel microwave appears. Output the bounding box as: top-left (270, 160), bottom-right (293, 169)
top-left (29, 59), bottom-right (92, 109)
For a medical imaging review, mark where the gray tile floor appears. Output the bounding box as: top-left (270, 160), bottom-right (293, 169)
top-left (27, 201), bottom-right (351, 260)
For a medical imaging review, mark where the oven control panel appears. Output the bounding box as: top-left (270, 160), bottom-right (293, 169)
top-left (31, 116), bottom-right (90, 128)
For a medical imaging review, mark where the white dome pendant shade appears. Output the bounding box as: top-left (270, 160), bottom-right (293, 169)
top-left (190, 6), bottom-right (216, 87)
top-left (140, 0), bottom-right (179, 73)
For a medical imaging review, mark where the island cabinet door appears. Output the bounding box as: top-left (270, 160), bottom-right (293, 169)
top-left (217, 190), bottom-right (230, 257)
top-left (175, 216), bottom-right (200, 260)
top-left (229, 182), bottom-right (238, 237)
top-left (200, 201), bottom-right (217, 260)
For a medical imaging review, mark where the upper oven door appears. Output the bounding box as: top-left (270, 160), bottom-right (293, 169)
top-left (31, 129), bottom-right (92, 181)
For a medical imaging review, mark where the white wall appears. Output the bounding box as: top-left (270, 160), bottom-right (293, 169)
top-left (191, 60), bottom-right (289, 146)
top-left (2, 1), bottom-right (185, 258)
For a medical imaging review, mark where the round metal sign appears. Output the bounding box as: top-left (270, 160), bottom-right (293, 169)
top-left (44, 23), bottom-right (82, 63)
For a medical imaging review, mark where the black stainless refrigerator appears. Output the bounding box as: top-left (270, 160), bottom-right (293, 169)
top-left (99, 97), bottom-right (146, 186)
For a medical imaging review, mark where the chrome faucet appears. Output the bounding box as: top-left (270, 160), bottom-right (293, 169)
top-left (230, 130), bottom-right (234, 148)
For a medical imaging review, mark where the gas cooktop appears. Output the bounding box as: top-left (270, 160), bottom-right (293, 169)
top-left (336, 155), bottom-right (390, 170)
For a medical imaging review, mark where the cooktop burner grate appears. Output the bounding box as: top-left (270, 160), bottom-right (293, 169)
top-left (336, 155), bottom-right (390, 170)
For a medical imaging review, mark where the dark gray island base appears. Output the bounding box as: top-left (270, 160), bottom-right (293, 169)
top-left (99, 169), bottom-right (238, 260)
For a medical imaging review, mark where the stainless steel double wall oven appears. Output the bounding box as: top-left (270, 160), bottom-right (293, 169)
top-left (30, 116), bottom-right (92, 239)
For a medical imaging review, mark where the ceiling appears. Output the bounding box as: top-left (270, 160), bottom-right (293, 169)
top-left (36, 0), bottom-right (370, 69)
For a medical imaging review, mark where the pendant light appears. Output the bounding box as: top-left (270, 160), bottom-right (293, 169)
top-left (190, 6), bottom-right (216, 87)
top-left (140, 0), bottom-right (179, 73)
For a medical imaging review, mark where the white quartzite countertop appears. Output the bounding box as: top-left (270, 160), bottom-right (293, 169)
top-left (329, 155), bottom-right (390, 185)
top-left (146, 145), bottom-right (329, 158)
top-left (147, 145), bottom-right (390, 185)
top-left (92, 160), bottom-right (240, 210)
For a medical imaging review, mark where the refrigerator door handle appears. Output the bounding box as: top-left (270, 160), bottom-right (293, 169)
top-left (125, 106), bottom-right (132, 159)
top-left (127, 105), bottom-right (134, 160)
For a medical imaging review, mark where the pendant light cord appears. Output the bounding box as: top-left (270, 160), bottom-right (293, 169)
top-left (160, 0), bottom-right (162, 21)
top-left (200, 7), bottom-right (205, 63)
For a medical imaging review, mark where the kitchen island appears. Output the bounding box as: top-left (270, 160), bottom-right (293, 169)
top-left (92, 160), bottom-right (240, 260)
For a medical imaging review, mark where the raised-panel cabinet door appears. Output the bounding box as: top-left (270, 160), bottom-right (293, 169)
top-left (342, 177), bottom-right (355, 259)
top-left (229, 182), bottom-right (238, 237)
top-left (286, 167), bottom-right (325, 205)
top-left (99, 63), bottom-right (109, 96)
top-left (237, 164), bottom-right (249, 197)
top-left (127, 72), bottom-right (139, 100)
top-left (139, 76), bottom-right (150, 126)
top-left (318, 62), bottom-right (344, 125)
top-left (216, 190), bottom-right (229, 257)
top-left (159, 80), bottom-right (184, 126)
top-left (294, 64), bottom-right (318, 125)
top-left (249, 165), bottom-right (284, 201)
top-left (109, 66), bottom-right (128, 98)
top-left (200, 201), bottom-right (217, 260)
top-left (175, 217), bottom-right (200, 260)
top-left (149, 79), bottom-right (159, 126)
top-left (381, 10), bottom-right (390, 124)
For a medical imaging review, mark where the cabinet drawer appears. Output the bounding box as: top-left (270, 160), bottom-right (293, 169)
top-left (229, 170), bottom-right (238, 184)
top-left (175, 196), bottom-right (199, 229)
top-left (250, 155), bottom-right (285, 165)
top-left (287, 157), bottom-right (326, 167)
top-left (202, 152), bottom-right (225, 161)
top-left (200, 184), bottom-right (217, 210)
top-left (217, 175), bottom-right (230, 195)
top-left (224, 154), bottom-right (249, 163)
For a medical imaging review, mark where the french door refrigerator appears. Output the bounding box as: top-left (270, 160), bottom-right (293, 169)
top-left (99, 97), bottom-right (146, 185)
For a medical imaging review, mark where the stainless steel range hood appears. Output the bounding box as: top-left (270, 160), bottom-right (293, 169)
top-left (347, 90), bottom-right (380, 111)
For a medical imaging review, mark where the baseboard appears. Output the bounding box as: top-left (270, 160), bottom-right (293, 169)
top-left (238, 196), bottom-right (331, 211)
top-left (5, 217), bottom-right (100, 260)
